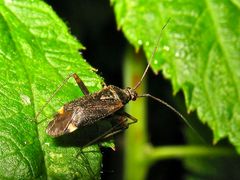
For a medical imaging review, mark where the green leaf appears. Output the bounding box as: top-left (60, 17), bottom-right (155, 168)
top-left (0, 0), bottom-right (103, 179)
top-left (111, 0), bottom-right (240, 151)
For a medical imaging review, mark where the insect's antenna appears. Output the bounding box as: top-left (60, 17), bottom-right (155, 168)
top-left (138, 93), bottom-right (206, 143)
top-left (35, 74), bottom-right (74, 121)
top-left (133, 18), bottom-right (170, 90)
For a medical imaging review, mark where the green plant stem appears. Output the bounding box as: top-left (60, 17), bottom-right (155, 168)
top-left (145, 145), bottom-right (238, 163)
top-left (123, 46), bottom-right (148, 180)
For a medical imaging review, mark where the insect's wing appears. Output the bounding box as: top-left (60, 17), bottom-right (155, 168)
top-left (67, 86), bottom-right (127, 127)
top-left (72, 98), bottom-right (124, 127)
top-left (46, 111), bottom-right (77, 137)
top-left (46, 99), bottom-right (124, 138)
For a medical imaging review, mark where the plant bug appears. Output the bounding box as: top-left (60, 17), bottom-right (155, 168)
top-left (36, 19), bottom-right (199, 146)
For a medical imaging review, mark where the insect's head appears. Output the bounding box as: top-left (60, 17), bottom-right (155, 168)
top-left (124, 87), bottom-right (138, 101)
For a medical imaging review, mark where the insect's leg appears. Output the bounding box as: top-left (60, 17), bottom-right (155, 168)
top-left (83, 112), bottom-right (138, 147)
top-left (35, 73), bottom-right (89, 121)
top-left (35, 74), bottom-right (74, 120)
top-left (101, 124), bottom-right (128, 139)
top-left (75, 113), bottom-right (138, 172)
top-left (119, 111), bottom-right (138, 125)
top-left (79, 116), bottom-right (124, 148)
top-left (72, 73), bottom-right (90, 95)
top-left (101, 112), bottom-right (138, 139)
top-left (76, 148), bottom-right (99, 180)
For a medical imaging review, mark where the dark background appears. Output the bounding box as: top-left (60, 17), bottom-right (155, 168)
top-left (45, 1), bottom-right (199, 179)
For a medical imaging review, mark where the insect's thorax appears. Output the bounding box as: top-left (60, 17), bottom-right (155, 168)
top-left (105, 85), bottom-right (138, 104)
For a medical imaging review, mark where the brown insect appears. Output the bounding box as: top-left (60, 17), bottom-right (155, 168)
top-left (37, 19), bottom-right (196, 145)
top-left (46, 74), bottom-right (139, 138)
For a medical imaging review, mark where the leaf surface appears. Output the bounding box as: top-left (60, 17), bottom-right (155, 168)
top-left (0, 0), bottom-right (102, 179)
top-left (111, 0), bottom-right (240, 151)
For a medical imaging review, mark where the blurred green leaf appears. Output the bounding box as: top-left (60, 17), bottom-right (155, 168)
top-left (111, 0), bottom-right (240, 151)
top-left (184, 128), bottom-right (240, 180)
top-left (185, 157), bottom-right (240, 180)
top-left (0, 0), bottom-right (103, 179)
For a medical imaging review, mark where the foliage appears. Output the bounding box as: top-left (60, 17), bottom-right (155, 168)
top-left (0, 0), bottom-right (102, 179)
top-left (111, 0), bottom-right (240, 179)
top-left (111, 0), bottom-right (240, 150)
top-left (0, 0), bottom-right (240, 179)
